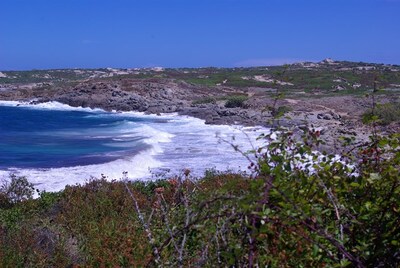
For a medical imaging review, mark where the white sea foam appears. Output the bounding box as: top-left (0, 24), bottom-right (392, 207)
top-left (0, 100), bottom-right (21, 106)
top-left (0, 149), bottom-right (162, 193)
top-left (0, 100), bottom-right (104, 112)
top-left (0, 101), bottom-right (270, 192)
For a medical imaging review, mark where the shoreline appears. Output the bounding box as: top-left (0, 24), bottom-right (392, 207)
top-left (0, 77), bottom-right (385, 155)
top-left (0, 101), bottom-right (268, 192)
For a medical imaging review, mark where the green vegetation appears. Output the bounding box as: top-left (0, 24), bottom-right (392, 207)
top-left (2, 61), bottom-right (400, 99)
top-left (192, 94), bottom-right (249, 108)
top-left (0, 175), bottom-right (34, 206)
top-left (178, 62), bottom-right (400, 95)
top-left (224, 95), bottom-right (248, 108)
top-left (363, 102), bottom-right (400, 125)
top-left (191, 96), bottom-right (216, 105)
top-left (1, 127), bottom-right (399, 267)
top-left (270, 105), bottom-right (292, 118)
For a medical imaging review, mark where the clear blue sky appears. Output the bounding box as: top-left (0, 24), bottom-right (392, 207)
top-left (1, 0), bottom-right (399, 70)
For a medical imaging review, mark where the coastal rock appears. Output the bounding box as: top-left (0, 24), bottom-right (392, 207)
top-left (217, 109), bottom-right (237, 117)
top-left (317, 112), bottom-right (341, 121)
top-left (54, 83), bottom-right (150, 112)
top-left (317, 113), bottom-right (332, 120)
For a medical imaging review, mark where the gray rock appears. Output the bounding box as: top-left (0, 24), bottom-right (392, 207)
top-left (317, 113), bottom-right (332, 120)
top-left (331, 112), bottom-right (341, 120)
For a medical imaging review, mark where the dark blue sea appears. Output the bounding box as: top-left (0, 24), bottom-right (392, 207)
top-left (0, 101), bottom-right (265, 192)
top-left (0, 105), bottom-right (158, 169)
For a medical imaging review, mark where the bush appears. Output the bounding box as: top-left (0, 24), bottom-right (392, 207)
top-left (362, 102), bottom-right (400, 125)
top-left (224, 95), bottom-right (248, 108)
top-left (0, 175), bottom-right (35, 204)
top-left (270, 105), bottom-right (292, 118)
top-left (0, 193), bottom-right (11, 209)
top-left (242, 130), bottom-right (400, 267)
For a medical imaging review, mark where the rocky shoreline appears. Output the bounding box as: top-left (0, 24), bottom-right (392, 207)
top-left (1, 79), bottom-right (274, 126)
top-left (0, 78), bottom-right (384, 154)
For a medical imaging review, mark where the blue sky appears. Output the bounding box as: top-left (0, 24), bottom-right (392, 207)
top-left (1, 0), bottom-right (399, 70)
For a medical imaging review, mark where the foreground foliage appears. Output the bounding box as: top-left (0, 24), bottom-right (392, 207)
top-left (0, 130), bottom-right (399, 267)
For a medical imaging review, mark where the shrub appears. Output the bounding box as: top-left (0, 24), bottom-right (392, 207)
top-left (224, 95), bottom-right (248, 108)
top-left (270, 105), bottom-right (292, 117)
top-left (0, 174), bottom-right (35, 204)
top-left (362, 102), bottom-right (400, 125)
top-left (0, 193), bottom-right (11, 209)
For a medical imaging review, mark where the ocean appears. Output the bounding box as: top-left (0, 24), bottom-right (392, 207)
top-left (0, 101), bottom-right (267, 192)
